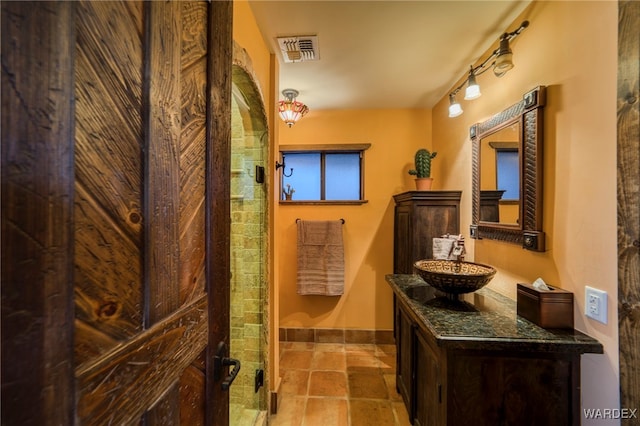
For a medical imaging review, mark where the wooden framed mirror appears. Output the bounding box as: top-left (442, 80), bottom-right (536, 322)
top-left (470, 86), bottom-right (546, 251)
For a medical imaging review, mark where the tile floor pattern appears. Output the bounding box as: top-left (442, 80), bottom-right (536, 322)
top-left (270, 342), bottom-right (412, 426)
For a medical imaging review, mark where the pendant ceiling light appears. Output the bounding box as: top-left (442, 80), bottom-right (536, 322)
top-left (278, 89), bottom-right (309, 127)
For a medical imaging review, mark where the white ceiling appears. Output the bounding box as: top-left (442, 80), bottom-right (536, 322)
top-left (248, 0), bottom-right (532, 110)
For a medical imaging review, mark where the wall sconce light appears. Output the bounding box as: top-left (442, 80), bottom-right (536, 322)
top-left (447, 20), bottom-right (529, 118)
top-left (278, 89), bottom-right (309, 127)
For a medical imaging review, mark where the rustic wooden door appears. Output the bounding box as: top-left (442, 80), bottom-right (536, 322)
top-left (2, 1), bottom-right (232, 424)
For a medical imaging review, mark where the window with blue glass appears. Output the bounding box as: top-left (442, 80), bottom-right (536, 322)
top-left (495, 149), bottom-right (519, 200)
top-left (279, 144), bottom-right (369, 203)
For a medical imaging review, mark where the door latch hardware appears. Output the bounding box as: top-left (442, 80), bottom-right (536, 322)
top-left (255, 369), bottom-right (264, 393)
top-left (214, 341), bottom-right (241, 391)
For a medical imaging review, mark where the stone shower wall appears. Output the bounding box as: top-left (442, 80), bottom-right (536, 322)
top-left (230, 101), bottom-right (268, 412)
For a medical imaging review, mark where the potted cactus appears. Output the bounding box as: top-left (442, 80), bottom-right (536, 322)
top-left (408, 148), bottom-right (437, 190)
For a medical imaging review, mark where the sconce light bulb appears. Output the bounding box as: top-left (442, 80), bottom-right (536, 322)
top-left (448, 94), bottom-right (463, 118)
top-left (493, 37), bottom-right (514, 77)
top-left (464, 72), bottom-right (481, 100)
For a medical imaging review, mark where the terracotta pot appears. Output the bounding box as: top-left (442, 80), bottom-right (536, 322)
top-left (414, 177), bottom-right (433, 191)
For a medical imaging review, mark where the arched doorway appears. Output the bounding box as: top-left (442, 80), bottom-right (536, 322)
top-left (229, 61), bottom-right (270, 425)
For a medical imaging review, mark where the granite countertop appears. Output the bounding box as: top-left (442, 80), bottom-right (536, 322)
top-left (386, 274), bottom-right (603, 354)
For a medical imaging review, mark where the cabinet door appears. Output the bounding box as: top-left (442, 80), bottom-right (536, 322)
top-left (415, 330), bottom-right (441, 426)
top-left (448, 354), bottom-right (575, 425)
top-left (413, 203), bottom-right (460, 262)
top-left (394, 205), bottom-right (412, 273)
top-left (396, 304), bottom-right (415, 419)
top-left (393, 192), bottom-right (461, 273)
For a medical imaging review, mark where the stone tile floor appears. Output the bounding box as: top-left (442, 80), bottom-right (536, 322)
top-left (269, 342), bottom-right (411, 426)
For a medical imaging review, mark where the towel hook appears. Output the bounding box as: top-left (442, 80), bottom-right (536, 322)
top-left (275, 154), bottom-right (293, 177)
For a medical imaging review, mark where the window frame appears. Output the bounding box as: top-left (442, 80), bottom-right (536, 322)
top-left (278, 143), bottom-right (371, 205)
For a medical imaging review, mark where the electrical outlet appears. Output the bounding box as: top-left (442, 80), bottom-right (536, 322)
top-left (585, 286), bottom-right (607, 324)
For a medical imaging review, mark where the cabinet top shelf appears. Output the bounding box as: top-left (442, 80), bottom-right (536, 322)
top-left (393, 190), bottom-right (462, 203)
top-left (386, 274), bottom-right (603, 354)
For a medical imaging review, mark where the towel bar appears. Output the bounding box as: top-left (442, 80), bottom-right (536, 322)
top-left (296, 218), bottom-right (345, 224)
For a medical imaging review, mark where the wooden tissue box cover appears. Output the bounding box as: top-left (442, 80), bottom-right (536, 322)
top-left (517, 283), bottom-right (574, 328)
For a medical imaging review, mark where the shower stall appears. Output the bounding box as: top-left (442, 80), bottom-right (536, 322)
top-left (229, 76), bottom-right (269, 425)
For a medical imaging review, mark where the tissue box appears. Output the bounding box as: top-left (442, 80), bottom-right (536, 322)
top-left (517, 283), bottom-right (574, 328)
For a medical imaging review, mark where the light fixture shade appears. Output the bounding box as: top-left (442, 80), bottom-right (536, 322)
top-left (448, 94), bottom-right (463, 118)
top-left (464, 70), bottom-right (481, 100)
top-left (278, 89), bottom-right (309, 127)
top-left (493, 37), bottom-right (514, 77)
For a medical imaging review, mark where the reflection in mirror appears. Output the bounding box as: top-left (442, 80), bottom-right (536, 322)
top-left (470, 86), bottom-right (546, 251)
top-left (480, 122), bottom-right (520, 224)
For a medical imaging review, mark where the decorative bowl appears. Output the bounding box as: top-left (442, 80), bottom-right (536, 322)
top-left (413, 259), bottom-right (497, 295)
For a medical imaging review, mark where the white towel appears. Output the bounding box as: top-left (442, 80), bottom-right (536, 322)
top-left (432, 238), bottom-right (455, 260)
top-left (432, 234), bottom-right (465, 260)
top-left (296, 220), bottom-right (345, 296)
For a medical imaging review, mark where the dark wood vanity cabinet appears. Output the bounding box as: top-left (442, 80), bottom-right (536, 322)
top-left (393, 191), bottom-right (462, 273)
top-left (388, 275), bottom-right (603, 426)
top-left (395, 303), bottom-right (415, 414)
top-left (414, 329), bottom-right (440, 426)
top-left (395, 300), bottom-right (442, 426)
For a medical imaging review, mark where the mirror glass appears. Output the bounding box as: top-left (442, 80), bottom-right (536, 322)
top-left (479, 121), bottom-right (520, 225)
top-left (470, 86), bottom-right (546, 251)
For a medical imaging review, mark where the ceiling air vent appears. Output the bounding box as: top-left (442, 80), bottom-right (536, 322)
top-left (276, 35), bottom-right (319, 63)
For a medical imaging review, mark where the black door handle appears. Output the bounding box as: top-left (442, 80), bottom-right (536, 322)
top-left (221, 357), bottom-right (241, 391)
top-left (214, 341), bottom-right (241, 391)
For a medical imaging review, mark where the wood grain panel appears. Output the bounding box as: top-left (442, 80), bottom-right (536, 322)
top-left (206, 1), bottom-right (234, 424)
top-left (181, 1), bottom-right (209, 71)
top-left (143, 3), bottom-right (185, 422)
top-left (180, 204), bottom-right (207, 305)
top-left (76, 295), bottom-right (208, 425)
top-left (449, 354), bottom-right (574, 425)
top-left (179, 363), bottom-right (207, 426)
top-left (144, 0), bottom-right (182, 325)
top-left (180, 58), bottom-right (208, 305)
top-left (3, 0), bottom-right (230, 424)
top-left (522, 108), bottom-right (542, 230)
top-left (393, 192), bottom-right (461, 274)
top-left (74, 182), bottom-right (143, 351)
top-left (75, 0), bottom-right (144, 246)
top-left (147, 385), bottom-right (181, 425)
top-left (1, 2), bottom-right (75, 424)
top-left (74, 0), bottom-right (144, 365)
top-left (618, 0), bottom-right (640, 413)
top-left (180, 60), bottom-right (207, 220)
top-left (75, 319), bottom-right (119, 362)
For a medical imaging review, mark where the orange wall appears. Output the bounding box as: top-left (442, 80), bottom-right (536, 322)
top-left (276, 109), bottom-right (433, 330)
top-left (232, 0), bottom-right (271, 106)
top-left (432, 0), bottom-right (619, 417)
